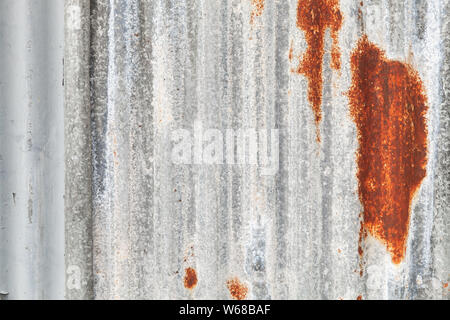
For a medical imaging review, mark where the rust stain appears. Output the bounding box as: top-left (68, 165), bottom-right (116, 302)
top-left (356, 295), bottom-right (362, 300)
top-left (348, 35), bottom-right (428, 265)
top-left (250, 0), bottom-right (265, 25)
top-left (183, 267), bottom-right (198, 289)
top-left (357, 1), bottom-right (364, 31)
top-left (358, 220), bottom-right (366, 275)
top-left (444, 283), bottom-right (448, 288)
top-left (226, 277), bottom-right (248, 300)
top-left (357, 8), bottom-right (363, 25)
top-left (289, 40), bottom-right (294, 61)
top-left (295, 0), bottom-right (342, 141)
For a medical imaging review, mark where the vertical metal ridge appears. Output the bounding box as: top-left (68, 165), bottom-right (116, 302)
top-left (0, 0), bottom-right (64, 299)
top-left (64, 0), bottom-right (93, 300)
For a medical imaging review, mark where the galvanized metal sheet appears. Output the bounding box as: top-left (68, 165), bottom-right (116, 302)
top-left (64, 0), bottom-right (448, 300)
top-left (1, 0), bottom-right (449, 300)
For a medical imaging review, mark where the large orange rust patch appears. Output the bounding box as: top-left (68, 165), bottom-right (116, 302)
top-left (348, 36), bottom-right (428, 264)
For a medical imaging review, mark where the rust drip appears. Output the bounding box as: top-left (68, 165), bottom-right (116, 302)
top-left (348, 36), bottom-right (428, 265)
top-left (226, 278), bottom-right (248, 300)
top-left (183, 267), bottom-right (198, 289)
top-left (289, 40), bottom-right (294, 61)
top-left (358, 219), bottom-right (366, 275)
top-left (295, 0), bottom-right (342, 141)
top-left (250, 0), bottom-right (265, 25)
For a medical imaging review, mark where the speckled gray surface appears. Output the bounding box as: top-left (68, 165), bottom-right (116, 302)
top-left (64, 0), bottom-right (448, 300)
top-left (0, 0), bottom-right (448, 300)
top-left (65, 0), bottom-right (93, 300)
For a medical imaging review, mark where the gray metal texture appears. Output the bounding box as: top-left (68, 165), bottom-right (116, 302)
top-left (64, 0), bottom-right (449, 300)
top-left (0, 0), bottom-right (64, 299)
top-left (0, 0), bottom-right (449, 300)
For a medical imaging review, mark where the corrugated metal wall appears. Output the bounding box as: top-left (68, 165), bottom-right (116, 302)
top-left (1, 0), bottom-right (449, 300)
top-left (65, 0), bottom-right (449, 300)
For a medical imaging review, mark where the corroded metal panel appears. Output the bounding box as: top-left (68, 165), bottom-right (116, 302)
top-left (63, 0), bottom-right (448, 300)
top-left (1, 0), bottom-right (448, 300)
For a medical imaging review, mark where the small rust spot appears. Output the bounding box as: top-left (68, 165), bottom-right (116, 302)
top-left (357, 7), bottom-right (363, 25)
top-left (183, 267), bottom-right (198, 290)
top-left (250, 0), bottom-right (265, 25)
top-left (444, 283), bottom-right (448, 288)
top-left (356, 295), bottom-right (362, 300)
top-left (294, 0), bottom-right (342, 141)
top-left (226, 277), bottom-right (248, 300)
top-left (348, 35), bottom-right (428, 265)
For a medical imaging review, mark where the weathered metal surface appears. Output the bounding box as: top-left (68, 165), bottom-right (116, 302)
top-left (63, 0), bottom-right (449, 300)
top-left (0, 0), bottom-right (65, 299)
top-left (0, 0), bottom-right (448, 300)
top-left (64, 0), bottom-right (94, 300)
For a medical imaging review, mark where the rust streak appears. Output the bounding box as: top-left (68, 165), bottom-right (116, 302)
top-left (183, 267), bottom-right (198, 289)
top-left (348, 35), bottom-right (428, 265)
top-left (226, 278), bottom-right (248, 300)
top-left (250, 0), bottom-right (265, 25)
top-left (295, 0), bottom-right (342, 141)
top-left (289, 40), bottom-right (294, 61)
